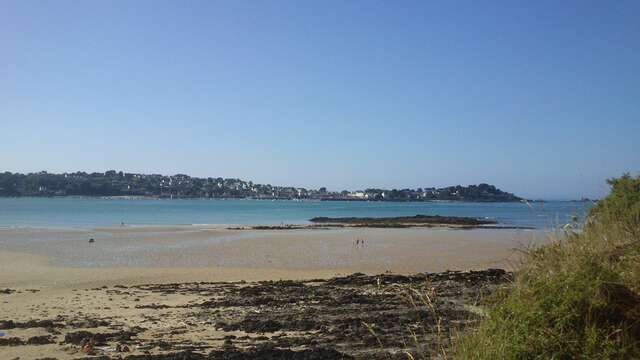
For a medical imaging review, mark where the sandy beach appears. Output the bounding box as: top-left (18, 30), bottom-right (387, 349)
top-left (0, 225), bottom-right (547, 359)
top-left (0, 225), bottom-right (545, 286)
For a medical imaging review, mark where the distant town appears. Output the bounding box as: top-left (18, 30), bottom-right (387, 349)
top-left (0, 171), bottom-right (522, 202)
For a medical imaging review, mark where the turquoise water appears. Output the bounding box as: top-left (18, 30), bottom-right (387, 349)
top-left (0, 198), bottom-right (592, 229)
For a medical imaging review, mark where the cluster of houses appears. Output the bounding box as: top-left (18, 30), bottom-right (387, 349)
top-left (0, 171), bottom-right (521, 202)
top-left (332, 185), bottom-right (521, 202)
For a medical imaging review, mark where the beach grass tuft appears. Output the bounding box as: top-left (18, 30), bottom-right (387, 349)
top-left (452, 174), bottom-right (640, 359)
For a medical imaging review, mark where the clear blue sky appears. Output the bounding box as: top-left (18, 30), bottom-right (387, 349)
top-left (1, 1), bottom-right (638, 199)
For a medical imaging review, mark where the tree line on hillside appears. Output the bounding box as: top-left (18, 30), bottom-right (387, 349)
top-left (0, 171), bottom-right (522, 202)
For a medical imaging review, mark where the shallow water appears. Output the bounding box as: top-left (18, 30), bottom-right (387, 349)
top-left (0, 197), bottom-right (592, 229)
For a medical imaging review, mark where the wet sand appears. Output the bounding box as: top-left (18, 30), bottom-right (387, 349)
top-left (0, 225), bottom-right (548, 359)
top-left (1, 225), bottom-right (544, 272)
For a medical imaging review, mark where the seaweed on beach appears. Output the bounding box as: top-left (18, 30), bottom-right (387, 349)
top-left (0, 270), bottom-right (510, 359)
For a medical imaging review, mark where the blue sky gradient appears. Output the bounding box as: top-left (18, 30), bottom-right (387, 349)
top-left (1, 1), bottom-right (639, 199)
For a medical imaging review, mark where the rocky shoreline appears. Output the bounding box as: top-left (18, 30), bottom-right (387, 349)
top-left (0, 269), bottom-right (511, 359)
top-left (310, 214), bottom-right (496, 227)
top-left (229, 215), bottom-right (533, 230)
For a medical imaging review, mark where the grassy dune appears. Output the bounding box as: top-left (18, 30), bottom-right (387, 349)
top-left (453, 175), bottom-right (640, 359)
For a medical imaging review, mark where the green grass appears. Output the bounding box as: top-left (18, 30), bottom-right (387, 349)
top-left (453, 175), bottom-right (640, 359)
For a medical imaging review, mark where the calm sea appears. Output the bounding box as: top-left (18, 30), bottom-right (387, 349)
top-left (0, 197), bottom-right (592, 229)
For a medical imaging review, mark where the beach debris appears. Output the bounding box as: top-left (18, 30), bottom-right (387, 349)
top-left (26, 335), bottom-right (54, 345)
top-left (0, 335), bottom-right (53, 346)
top-left (0, 337), bottom-right (23, 346)
top-left (2, 269), bottom-right (511, 358)
top-left (81, 336), bottom-right (95, 354)
top-left (116, 343), bottom-right (131, 352)
top-left (0, 319), bottom-right (60, 329)
top-left (64, 329), bottom-right (137, 346)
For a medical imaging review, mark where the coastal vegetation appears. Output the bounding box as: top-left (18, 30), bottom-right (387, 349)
top-left (0, 171), bottom-right (521, 202)
top-left (453, 174), bottom-right (640, 359)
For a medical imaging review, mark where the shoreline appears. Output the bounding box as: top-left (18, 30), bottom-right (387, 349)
top-left (0, 219), bottom-right (539, 232)
top-left (0, 195), bottom-right (526, 202)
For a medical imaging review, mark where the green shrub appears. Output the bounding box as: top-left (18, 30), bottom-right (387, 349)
top-left (589, 174), bottom-right (640, 236)
top-left (454, 175), bottom-right (640, 359)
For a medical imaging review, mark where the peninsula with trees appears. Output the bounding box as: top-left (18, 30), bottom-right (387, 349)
top-left (0, 171), bottom-right (522, 202)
